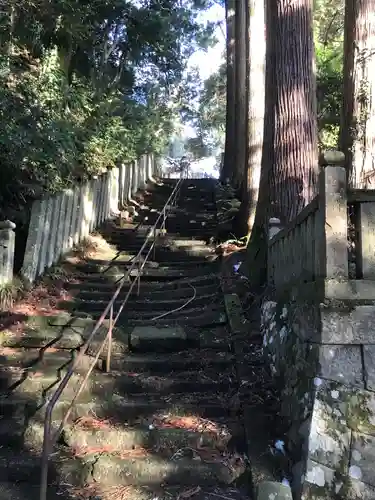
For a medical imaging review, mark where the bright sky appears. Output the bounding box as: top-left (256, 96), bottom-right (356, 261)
top-left (184, 3), bottom-right (226, 177)
top-left (188, 3), bottom-right (226, 80)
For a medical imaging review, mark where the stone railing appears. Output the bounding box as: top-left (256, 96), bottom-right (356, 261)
top-left (268, 151), bottom-right (350, 293)
top-left (262, 150), bottom-right (375, 498)
top-left (20, 154), bottom-right (157, 284)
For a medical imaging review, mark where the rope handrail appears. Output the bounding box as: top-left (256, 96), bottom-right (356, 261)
top-left (39, 177), bottom-right (184, 500)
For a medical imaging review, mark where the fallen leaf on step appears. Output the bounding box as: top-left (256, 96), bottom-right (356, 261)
top-left (177, 486), bottom-right (201, 499)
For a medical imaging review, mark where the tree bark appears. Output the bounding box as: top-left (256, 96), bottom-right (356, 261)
top-left (241, 0), bottom-right (266, 235)
top-left (269, 0), bottom-right (319, 222)
top-left (239, 0), bottom-right (275, 285)
top-left (340, 0), bottom-right (375, 188)
top-left (233, 0), bottom-right (247, 191)
top-left (222, 0), bottom-right (236, 182)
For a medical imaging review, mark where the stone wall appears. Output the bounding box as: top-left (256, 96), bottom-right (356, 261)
top-left (261, 293), bottom-right (375, 499)
top-left (21, 155), bottom-right (156, 284)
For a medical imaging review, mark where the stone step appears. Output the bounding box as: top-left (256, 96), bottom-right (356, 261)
top-left (0, 346), bottom-right (232, 374)
top-left (88, 454), bottom-right (245, 487)
top-left (111, 244), bottom-right (216, 257)
top-left (0, 410), bottom-right (237, 453)
top-left (102, 233), bottom-right (209, 245)
top-left (59, 293), bottom-right (222, 313)
top-left (0, 347), bottom-right (90, 369)
top-left (67, 273), bottom-right (220, 292)
top-left (70, 265), bottom-right (216, 281)
top-left (74, 282), bottom-right (220, 301)
top-left (102, 349), bottom-right (234, 372)
top-left (0, 483), bottom-right (250, 500)
top-left (1, 316), bottom-right (231, 351)
top-left (0, 391), bottom-right (235, 424)
top-left (61, 418), bottom-right (237, 457)
top-left (115, 309), bottom-right (227, 328)
top-left (1, 368), bottom-right (234, 399)
top-left (82, 257), bottom-right (218, 269)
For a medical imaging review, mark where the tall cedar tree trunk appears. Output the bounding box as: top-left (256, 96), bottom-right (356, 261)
top-left (241, 0), bottom-right (266, 235)
top-left (239, 0), bottom-right (275, 285)
top-left (270, 0), bottom-right (318, 222)
top-left (233, 0), bottom-right (247, 191)
top-left (340, 0), bottom-right (375, 188)
top-left (222, 0), bottom-right (236, 182)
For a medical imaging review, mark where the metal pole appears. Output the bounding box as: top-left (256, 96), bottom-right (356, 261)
top-left (106, 305), bottom-right (113, 372)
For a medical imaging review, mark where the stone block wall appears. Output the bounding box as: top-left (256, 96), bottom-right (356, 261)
top-left (261, 294), bottom-right (375, 499)
top-left (21, 155), bottom-right (156, 283)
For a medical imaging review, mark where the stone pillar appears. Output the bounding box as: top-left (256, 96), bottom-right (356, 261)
top-left (97, 175), bottom-right (105, 224)
top-left (268, 217), bottom-right (283, 240)
top-left (109, 167), bottom-right (120, 216)
top-left (131, 160), bottom-right (139, 196)
top-left (138, 156), bottom-right (146, 190)
top-left (38, 196), bottom-right (53, 276)
top-left (127, 163), bottom-right (133, 201)
top-left (70, 187), bottom-right (80, 249)
top-left (22, 199), bottom-right (47, 283)
top-left (88, 180), bottom-right (96, 233)
top-left (80, 182), bottom-right (93, 239)
top-left (0, 221), bottom-right (16, 285)
top-left (63, 189), bottom-right (74, 253)
top-left (318, 150), bottom-right (348, 280)
top-left (119, 164), bottom-right (126, 209)
top-left (47, 194), bottom-right (61, 268)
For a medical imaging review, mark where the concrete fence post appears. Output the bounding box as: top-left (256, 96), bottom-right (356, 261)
top-left (318, 150), bottom-right (348, 280)
top-left (119, 164), bottom-right (125, 209)
top-left (62, 189), bottom-right (74, 254)
top-left (37, 196), bottom-right (53, 277)
top-left (126, 163), bottom-right (133, 202)
top-left (131, 160), bottom-right (138, 196)
top-left (110, 167), bottom-right (120, 216)
top-left (0, 221), bottom-right (16, 285)
top-left (268, 217), bottom-right (283, 240)
top-left (47, 194), bottom-right (61, 268)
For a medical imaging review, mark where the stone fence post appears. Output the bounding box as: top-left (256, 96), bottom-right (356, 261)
top-left (0, 221), bottom-right (16, 285)
top-left (268, 217), bottom-right (283, 240)
top-left (318, 150), bottom-right (348, 280)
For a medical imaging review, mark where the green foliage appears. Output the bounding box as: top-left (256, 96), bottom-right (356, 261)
top-left (0, 0), bottom-right (214, 216)
top-left (314, 0), bottom-right (344, 150)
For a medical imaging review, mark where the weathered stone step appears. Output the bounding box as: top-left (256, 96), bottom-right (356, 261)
top-left (59, 293), bottom-right (221, 313)
top-left (116, 309), bottom-right (227, 328)
top-left (98, 349), bottom-right (234, 372)
top-left (67, 273), bottom-right (220, 292)
top-left (89, 454), bottom-right (245, 487)
top-left (82, 256), bottom-right (218, 269)
top-left (74, 282), bottom-right (220, 301)
top-left (65, 485), bottom-right (250, 500)
top-left (0, 391), bottom-right (235, 424)
top-left (103, 232), bottom-right (209, 244)
top-left (111, 244), bottom-right (216, 257)
top-left (0, 315), bottom-right (230, 352)
top-left (61, 419), bottom-right (235, 457)
top-left (0, 347), bottom-right (90, 369)
top-left (1, 368), bottom-right (233, 398)
top-left (70, 265), bottom-right (216, 281)
top-left (0, 344), bottom-right (233, 374)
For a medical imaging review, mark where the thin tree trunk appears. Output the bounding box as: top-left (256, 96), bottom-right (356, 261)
top-left (241, 0), bottom-right (266, 235)
top-left (239, 0), bottom-right (275, 286)
top-left (270, 0), bottom-right (318, 222)
top-left (340, 0), bottom-right (375, 188)
top-left (233, 0), bottom-right (247, 191)
top-left (222, 0), bottom-right (236, 182)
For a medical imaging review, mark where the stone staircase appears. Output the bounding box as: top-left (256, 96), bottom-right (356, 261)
top-left (0, 179), bottom-right (270, 500)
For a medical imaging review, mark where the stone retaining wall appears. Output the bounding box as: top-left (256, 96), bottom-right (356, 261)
top-left (261, 292), bottom-right (375, 499)
top-left (21, 155), bottom-right (157, 284)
